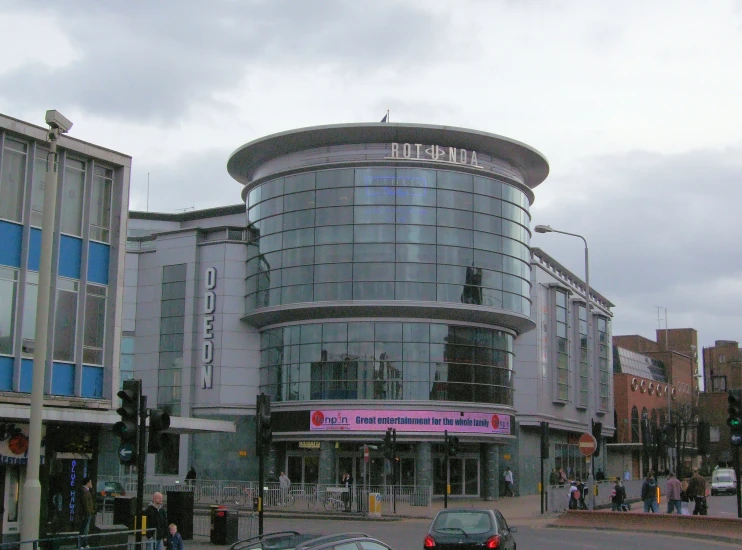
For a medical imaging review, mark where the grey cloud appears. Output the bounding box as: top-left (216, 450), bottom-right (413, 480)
top-left (129, 147), bottom-right (240, 213)
top-left (0, 0), bottom-right (449, 122)
top-left (532, 144), bottom-right (742, 345)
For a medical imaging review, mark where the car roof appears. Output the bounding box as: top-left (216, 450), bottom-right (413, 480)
top-left (229, 532), bottom-right (377, 550)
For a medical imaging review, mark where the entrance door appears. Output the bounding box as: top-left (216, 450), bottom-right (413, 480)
top-left (433, 456), bottom-right (480, 496)
top-left (286, 455), bottom-right (319, 488)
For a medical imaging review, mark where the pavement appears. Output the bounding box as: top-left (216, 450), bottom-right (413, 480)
top-left (180, 492), bottom-right (742, 550)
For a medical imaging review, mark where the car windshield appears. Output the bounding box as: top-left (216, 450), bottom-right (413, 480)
top-left (433, 512), bottom-right (492, 535)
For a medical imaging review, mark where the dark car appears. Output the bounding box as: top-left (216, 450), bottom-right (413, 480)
top-left (229, 531), bottom-right (395, 550)
top-left (424, 509), bottom-right (517, 550)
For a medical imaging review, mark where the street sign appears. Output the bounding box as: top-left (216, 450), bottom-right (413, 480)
top-left (578, 433), bottom-right (597, 457)
top-left (364, 444), bottom-right (369, 462)
top-left (118, 443), bottom-right (134, 464)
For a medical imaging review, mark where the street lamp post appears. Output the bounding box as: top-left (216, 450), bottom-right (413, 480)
top-left (21, 110), bottom-right (72, 546)
top-left (534, 224), bottom-right (596, 510)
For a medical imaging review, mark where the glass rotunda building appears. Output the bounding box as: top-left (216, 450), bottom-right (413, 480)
top-left (226, 123), bottom-right (549, 498)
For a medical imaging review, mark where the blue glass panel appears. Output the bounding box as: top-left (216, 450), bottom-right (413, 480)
top-left (0, 356), bottom-right (13, 390)
top-left (20, 358), bottom-right (33, 392)
top-left (0, 220), bottom-right (22, 268)
top-left (28, 228), bottom-right (41, 271)
top-left (88, 242), bottom-right (110, 284)
top-left (51, 362), bottom-right (75, 396)
top-left (58, 236), bottom-right (82, 279)
top-left (81, 365), bottom-right (104, 397)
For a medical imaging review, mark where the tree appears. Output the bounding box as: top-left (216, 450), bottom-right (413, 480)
top-left (669, 394), bottom-right (700, 478)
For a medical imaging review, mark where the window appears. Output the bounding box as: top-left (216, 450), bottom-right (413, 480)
top-left (631, 406), bottom-right (639, 443)
top-left (159, 264), bottom-right (186, 416)
top-left (0, 267), bottom-right (19, 355)
top-left (30, 147), bottom-right (50, 227)
top-left (0, 138), bottom-right (27, 222)
top-left (555, 290), bottom-right (569, 401)
top-left (53, 278), bottom-right (78, 362)
top-left (711, 376), bottom-right (726, 392)
top-left (90, 165), bottom-right (113, 242)
top-left (61, 158), bottom-right (86, 236)
top-left (21, 272), bottom-right (38, 356)
top-left (577, 304), bottom-right (587, 407)
top-left (83, 284), bottom-right (106, 364)
top-left (597, 317), bottom-right (610, 410)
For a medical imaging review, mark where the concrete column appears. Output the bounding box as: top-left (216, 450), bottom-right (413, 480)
top-left (417, 441), bottom-right (433, 489)
top-left (319, 441), bottom-right (336, 486)
top-left (484, 443), bottom-right (500, 500)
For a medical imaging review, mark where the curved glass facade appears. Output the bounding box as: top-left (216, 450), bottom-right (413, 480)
top-left (260, 321), bottom-right (514, 405)
top-left (245, 167), bottom-right (532, 314)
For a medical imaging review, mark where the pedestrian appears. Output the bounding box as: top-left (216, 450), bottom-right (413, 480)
top-left (341, 472), bottom-right (353, 512)
top-left (568, 481), bottom-right (581, 510)
top-left (145, 492), bottom-right (168, 550)
top-left (575, 478), bottom-right (588, 510)
top-left (503, 467), bottom-right (515, 497)
top-left (641, 473), bottom-right (659, 513)
top-left (595, 468), bottom-right (605, 482)
top-left (686, 468), bottom-right (708, 516)
top-left (167, 524), bottom-right (184, 550)
top-left (279, 471), bottom-right (291, 506)
top-left (624, 468), bottom-right (631, 481)
top-left (611, 477), bottom-right (626, 512)
top-left (665, 472), bottom-right (682, 514)
top-left (79, 477), bottom-right (96, 542)
top-left (549, 468), bottom-right (558, 486)
top-left (185, 467), bottom-right (196, 487)
top-left (558, 468), bottom-right (567, 485)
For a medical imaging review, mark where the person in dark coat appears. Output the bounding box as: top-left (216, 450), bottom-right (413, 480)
top-left (168, 524), bottom-right (184, 550)
top-left (145, 492), bottom-right (168, 550)
top-left (185, 467), bottom-right (197, 487)
top-left (79, 477), bottom-right (96, 538)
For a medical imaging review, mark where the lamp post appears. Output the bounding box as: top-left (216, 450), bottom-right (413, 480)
top-left (21, 110), bottom-right (72, 546)
top-left (534, 224), bottom-right (596, 510)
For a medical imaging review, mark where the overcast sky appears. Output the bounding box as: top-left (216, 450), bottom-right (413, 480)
top-left (2, 0), bottom-right (741, 363)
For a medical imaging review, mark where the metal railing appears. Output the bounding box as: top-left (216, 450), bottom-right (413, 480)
top-left (1, 529), bottom-right (156, 550)
top-left (104, 478), bottom-right (433, 517)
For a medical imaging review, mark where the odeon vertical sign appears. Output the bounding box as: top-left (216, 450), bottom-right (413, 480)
top-left (201, 267), bottom-right (217, 389)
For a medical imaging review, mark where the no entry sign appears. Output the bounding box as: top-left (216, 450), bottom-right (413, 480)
top-left (578, 433), bottom-right (597, 457)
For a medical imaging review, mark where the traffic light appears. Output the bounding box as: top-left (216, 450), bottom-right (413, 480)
top-left (256, 393), bottom-right (272, 452)
top-left (447, 435), bottom-right (459, 457)
top-left (696, 421), bottom-right (710, 455)
top-left (591, 421), bottom-right (603, 458)
top-left (540, 421), bottom-right (550, 459)
top-left (147, 408), bottom-right (171, 453)
top-left (728, 389), bottom-right (742, 446)
top-left (114, 379), bottom-right (141, 465)
top-left (382, 428), bottom-right (394, 461)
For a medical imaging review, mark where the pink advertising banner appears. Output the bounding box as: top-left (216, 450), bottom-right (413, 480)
top-left (309, 409), bottom-right (511, 435)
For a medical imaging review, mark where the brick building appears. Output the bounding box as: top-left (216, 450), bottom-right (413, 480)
top-left (607, 329), bottom-right (700, 478)
top-left (699, 340), bottom-right (742, 467)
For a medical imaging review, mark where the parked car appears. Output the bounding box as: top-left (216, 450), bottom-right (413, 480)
top-left (424, 509), bottom-right (517, 550)
top-left (95, 480), bottom-right (126, 507)
top-left (711, 468), bottom-right (737, 496)
top-left (229, 531), bottom-right (395, 550)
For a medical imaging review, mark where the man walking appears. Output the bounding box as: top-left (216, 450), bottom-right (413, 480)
top-left (79, 477), bottom-right (96, 543)
top-left (611, 477), bottom-right (626, 512)
top-left (279, 471), bottom-right (291, 506)
top-left (503, 467), bottom-right (515, 497)
top-left (665, 472), bottom-right (682, 514)
top-left (686, 468), bottom-right (707, 515)
top-left (145, 492), bottom-right (168, 550)
top-left (641, 472), bottom-right (659, 513)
